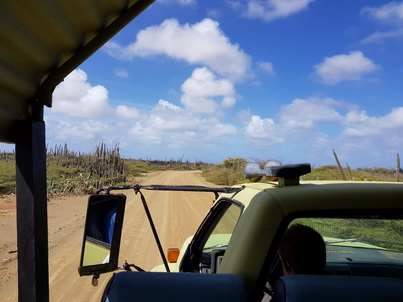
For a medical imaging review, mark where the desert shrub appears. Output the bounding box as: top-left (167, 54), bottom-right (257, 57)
top-left (203, 167), bottom-right (245, 186)
top-left (303, 165), bottom-right (344, 180)
top-left (203, 158), bottom-right (251, 185)
top-left (0, 158), bottom-right (15, 194)
top-left (45, 143), bottom-right (127, 196)
top-left (0, 181), bottom-right (16, 194)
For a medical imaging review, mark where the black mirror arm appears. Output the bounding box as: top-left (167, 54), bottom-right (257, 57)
top-left (96, 185), bottom-right (133, 194)
top-left (122, 260), bottom-right (145, 272)
top-left (134, 187), bottom-right (171, 273)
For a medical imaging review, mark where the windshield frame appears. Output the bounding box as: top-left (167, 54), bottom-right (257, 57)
top-left (180, 197), bottom-right (244, 273)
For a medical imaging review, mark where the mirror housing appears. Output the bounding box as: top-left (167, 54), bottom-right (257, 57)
top-left (78, 194), bottom-right (126, 276)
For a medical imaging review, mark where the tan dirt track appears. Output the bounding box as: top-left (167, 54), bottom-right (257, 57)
top-left (0, 170), bottom-right (217, 301)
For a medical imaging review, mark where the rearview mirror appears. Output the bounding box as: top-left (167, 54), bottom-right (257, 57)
top-left (78, 194), bottom-right (126, 276)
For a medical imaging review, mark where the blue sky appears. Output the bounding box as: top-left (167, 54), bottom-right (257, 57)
top-left (4, 0), bottom-right (403, 168)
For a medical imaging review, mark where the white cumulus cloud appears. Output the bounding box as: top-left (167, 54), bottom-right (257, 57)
top-left (361, 2), bottom-right (403, 43)
top-left (129, 99), bottom-right (237, 146)
top-left (243, 97), bottom-right (354, 147)
top-left (245, 115), bottom-right (278, 139)
top-left (313, 51), bottom-right (380, 84)
top-left (115, 68), bottom-right (129, 78)
top-left (231, 0), bottom-right (315, 21)
top-left (279, 97), bottom-right (344, 129)
top-left (47, 120), bottom-right (112, 142)
top-left (361, 29), bottom-right (403, 44)
top-left (257, 61), bottom-right (275, 74)
top-left (104, 18), bottom-right (252, 81)
top-left (157, 0), bottom-right (196, 6)
top-left (343, 107), bottom-right (403, 137)
top-left (243, 96), bottom-right (403, 165)
top-left (361, 2), bottom-right (403, 25)
top-left (47, 69), bottom-right (144, 150)
top-left (52, 69), bottom-right (111, 118)
top-left (337, 106), bottom-right (403, 156)
top-left (48, 68), bottom-right (239, 157)
top-left (116, 105), bottom-right (139, 119)
top-left (181, 67), bottom-right (237, 114)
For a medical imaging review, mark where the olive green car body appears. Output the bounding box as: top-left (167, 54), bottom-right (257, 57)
top-left (154, 180), bottom-right (403, 299)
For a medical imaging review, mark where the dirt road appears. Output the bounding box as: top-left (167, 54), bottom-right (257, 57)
top-left (0, 170), bottom-right (217, 301)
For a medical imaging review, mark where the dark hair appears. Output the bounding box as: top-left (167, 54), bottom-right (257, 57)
top-left (278, 224), bottom-right (326, 275)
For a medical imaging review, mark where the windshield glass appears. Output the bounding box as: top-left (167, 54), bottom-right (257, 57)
top-left (197, 201), bottom-right (242, 273)
top-left (203, 202), bottom-right (241, 252)
top-left (292, 218), bottom-right (403, 265)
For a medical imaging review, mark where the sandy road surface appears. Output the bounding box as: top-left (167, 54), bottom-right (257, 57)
top-left (0, 170), bottom-right (217, 301)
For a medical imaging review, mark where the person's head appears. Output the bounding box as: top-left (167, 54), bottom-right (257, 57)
top-left (278, 224), bottom-right (326, 275)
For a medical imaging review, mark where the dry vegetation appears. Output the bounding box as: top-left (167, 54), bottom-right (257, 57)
top-left (0, 147), bottom-right (401, 196)
top-left (46, 143), bottom-right (126, 195)
top-left (201, 158), bottom-right (402, 185)
top-left (201, 158), bottom-right (248, 185)
top-left (0, 143), bottom-right (210, 196)
top-left (304, 165), bottom-right (402, 182)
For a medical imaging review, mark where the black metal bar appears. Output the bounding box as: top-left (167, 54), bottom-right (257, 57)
top-left (135, 189), bottom-right (170, 272)
top-left (15, 119), bottom-right (49, 302)
top-left (96, 185), bottom-right (243, 195)
top-left (96, 185), bottom-right (133, 194)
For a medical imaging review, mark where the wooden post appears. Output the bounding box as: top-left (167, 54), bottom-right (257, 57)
top-left (15, 119), bottom-right (49, 302)
top-left (346, 162), bottom-right (352, 180)
top-left (397, 153), bottom-right (401, 182)
top-left (332, 149), bottom-right (347, 180)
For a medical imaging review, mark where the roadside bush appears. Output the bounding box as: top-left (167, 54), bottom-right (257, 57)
top-left (203, 167), bottom-right (245, 186)
top-left (0, 181), bottom-right (16, 194)
top-left (203, 158), bottom-right (248, 185)
top-left (0, 157), bottom-right (15, 194)
top-left (303, 165), bottom-right (344, 180)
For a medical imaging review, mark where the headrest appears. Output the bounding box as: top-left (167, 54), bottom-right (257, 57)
top-left (102, 271), bottom-right (248, 302)
top-left (272, 275), bottom-right (403, 302)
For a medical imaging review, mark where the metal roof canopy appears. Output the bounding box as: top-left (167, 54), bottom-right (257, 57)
top-left (0, 1), bottom-right (155, 301)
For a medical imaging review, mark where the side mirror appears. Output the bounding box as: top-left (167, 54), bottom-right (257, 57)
top-left (78, 194), bottom-right (126, 276)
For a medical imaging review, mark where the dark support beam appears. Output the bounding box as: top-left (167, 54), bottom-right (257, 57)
top-left (15, 119), bottom-right (49, 302)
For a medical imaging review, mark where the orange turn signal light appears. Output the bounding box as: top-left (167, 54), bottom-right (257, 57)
top-left (167, 248), bottom-right (180, 263)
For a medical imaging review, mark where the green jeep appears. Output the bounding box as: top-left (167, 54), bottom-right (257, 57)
top-left (79, 163), bottom-right (403, 301)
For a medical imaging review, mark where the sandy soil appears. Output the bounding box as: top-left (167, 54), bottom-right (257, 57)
top-left (0, 170), bottom-right (217, 301)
